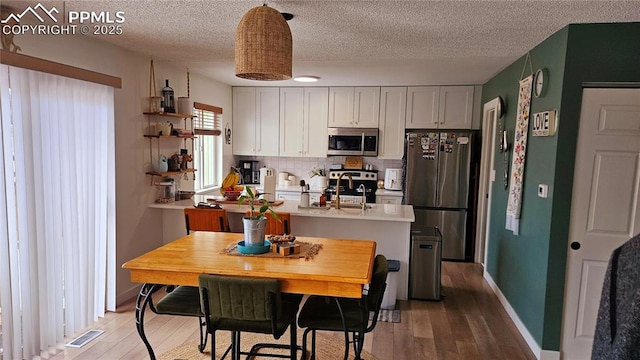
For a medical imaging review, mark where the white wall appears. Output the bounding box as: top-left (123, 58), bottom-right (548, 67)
top-left (14, 33), bottom-right (233, 304)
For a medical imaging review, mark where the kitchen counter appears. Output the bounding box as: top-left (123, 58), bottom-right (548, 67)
top-left (149, 195), bottom-right (415, 300)
top-left (149, 195), bottom-right (414, 222)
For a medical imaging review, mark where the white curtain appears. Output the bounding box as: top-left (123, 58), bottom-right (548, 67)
top-left (0, 64), bottom-right (116, 359)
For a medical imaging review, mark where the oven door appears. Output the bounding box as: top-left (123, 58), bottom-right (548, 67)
top-left (327, 128), bottom-right (378, 156)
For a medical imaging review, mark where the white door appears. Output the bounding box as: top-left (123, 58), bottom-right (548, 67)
top-left (475, 97), bottom-right (501, 264)
top-left (561, 88), bottom-right (640, 359)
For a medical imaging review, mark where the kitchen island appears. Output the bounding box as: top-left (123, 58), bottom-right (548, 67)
top-left (149, 195), bottom-right (415, 299)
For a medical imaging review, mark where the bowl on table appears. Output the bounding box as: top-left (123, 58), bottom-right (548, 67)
top-left (178, 190), bottom-right (195, 200)
top-left (224, 190), bottom-right (242, 201)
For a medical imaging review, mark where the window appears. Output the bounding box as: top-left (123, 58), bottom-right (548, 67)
top-left (192, 102), bottom-right (223, 191)
top-left (0, 63), bottom-right (116, 359)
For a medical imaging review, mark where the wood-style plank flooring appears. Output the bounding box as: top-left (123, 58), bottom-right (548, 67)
top-left (49, 261), bottom-right (536, 360)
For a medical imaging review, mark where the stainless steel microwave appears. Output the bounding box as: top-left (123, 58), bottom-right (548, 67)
top-left (327, 128), bottom-right (379, 156)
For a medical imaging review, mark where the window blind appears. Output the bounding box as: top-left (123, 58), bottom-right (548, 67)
top-left (193, 102), bottom-right (222, 136)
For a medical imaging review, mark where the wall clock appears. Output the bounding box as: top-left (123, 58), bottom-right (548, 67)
top-left (534, 68), bottom-right (547, 98)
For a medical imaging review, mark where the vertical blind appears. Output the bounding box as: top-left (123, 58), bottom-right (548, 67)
top-left (0, 64), bottom-right (116, 359)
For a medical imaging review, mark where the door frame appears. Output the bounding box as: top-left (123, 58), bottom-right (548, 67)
top-left (474, 97), bottom-right (501, 264)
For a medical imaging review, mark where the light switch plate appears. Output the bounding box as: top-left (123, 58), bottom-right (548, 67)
top-left (538, 184), bottom-right (548, 198)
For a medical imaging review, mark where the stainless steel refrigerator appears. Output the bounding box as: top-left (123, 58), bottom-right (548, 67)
top-left (404, 130), bottom-right (475, 261)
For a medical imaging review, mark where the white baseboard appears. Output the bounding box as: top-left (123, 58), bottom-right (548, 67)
top-left (483, 270), bottom-right (560, 360)
top-left (116, 284), bottom-right (142, 307)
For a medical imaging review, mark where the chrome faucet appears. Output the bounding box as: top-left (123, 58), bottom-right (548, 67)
top-left (358, 184), bottom-right (367, 211)
top-left (334, 172), bottom-right (353, 209)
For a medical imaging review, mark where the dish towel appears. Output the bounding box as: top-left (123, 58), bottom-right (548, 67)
top-left (263, 175), bottom-right (276, 202)
top-left (592, 233), bottom-right (640, 359)
top-left (505, 75), bottom-right (533, 235)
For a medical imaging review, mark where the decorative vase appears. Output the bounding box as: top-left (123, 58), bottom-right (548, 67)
top-left (242, 216), bottom-right (266, 246)
top-left (153, 154), bottom-right (168, 173)
top-left (315, 176), bottom-right (328, 189)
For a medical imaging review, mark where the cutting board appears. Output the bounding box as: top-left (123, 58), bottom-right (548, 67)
top-left (344, 156), bottom-right (363, 169)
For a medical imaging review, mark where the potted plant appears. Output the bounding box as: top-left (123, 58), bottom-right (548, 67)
top-left (309, 166), bottom-right (328, 189)
top-left (238, 186), bottom-right (279, 246)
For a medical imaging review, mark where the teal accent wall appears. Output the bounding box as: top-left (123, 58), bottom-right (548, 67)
top-left (481, 23), bottom-right (640, 352)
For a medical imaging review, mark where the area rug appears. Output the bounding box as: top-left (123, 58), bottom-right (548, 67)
top-left (158, 330), bottom-right (379, 360)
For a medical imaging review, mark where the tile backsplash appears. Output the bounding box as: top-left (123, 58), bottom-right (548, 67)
top-left (234, 156), bottom-right (402, 185)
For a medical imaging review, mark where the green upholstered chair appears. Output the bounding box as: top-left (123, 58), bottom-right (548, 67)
top-left (297, 254), bottom-right (389, 360)
top-left (149, 285), bottom-right (208, 353)
top-left (198, 274), bottom-right (303, 360)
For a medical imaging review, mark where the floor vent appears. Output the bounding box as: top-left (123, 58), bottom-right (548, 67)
top-left (65, 329), bottom-right (104, 348)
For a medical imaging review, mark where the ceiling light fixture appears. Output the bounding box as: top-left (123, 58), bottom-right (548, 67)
top-left (235, 4), bottom-right (292, 81)
top-left (293, 75), bottom-right (320, 83)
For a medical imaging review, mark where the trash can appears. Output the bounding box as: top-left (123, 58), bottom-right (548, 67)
top-left (381, 259), bottom-right (400, 309)
top-left (409, 226), bottom-right (442, 300)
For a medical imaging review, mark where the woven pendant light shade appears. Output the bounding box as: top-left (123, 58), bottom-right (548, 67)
top-left (235, 5), bottom-right (292, 81)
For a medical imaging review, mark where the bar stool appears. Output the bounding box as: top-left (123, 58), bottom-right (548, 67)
top-left (245, 211), bottom-right (291, 235)
top-left (185, 207), bottom-right (230, 233)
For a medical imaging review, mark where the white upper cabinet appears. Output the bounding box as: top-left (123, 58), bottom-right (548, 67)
top-left (233, 87), bottom-right (256, 156)
top-left (405, 86), bottom-right (439, 129)
top-left (303, 88), bottom-right (329, 157)
top-left (405, 86), bottom-right (474, 129)
top-left (279, 87), bottom-right (328, 157)
top-left (353, 87), bottom-right (380, 128)
top-left (438, 86), bottom-right (474, 129)
top-left (378, 87), bottom-right (407, 159)
top-left (329, 87), bottom-right (380, 128)
top-left (233, 87), bottom-right (279, 156)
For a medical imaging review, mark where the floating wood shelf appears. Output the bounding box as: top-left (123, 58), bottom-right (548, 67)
top-left (146, 168), bottom-right (197, 177)
top-left (143, 112), bottom-right (196, 118)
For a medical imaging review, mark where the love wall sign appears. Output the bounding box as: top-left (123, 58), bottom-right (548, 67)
top-left (531, 110), bottom-right (557, 136)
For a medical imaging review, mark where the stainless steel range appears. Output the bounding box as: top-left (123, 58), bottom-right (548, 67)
top-left (326, 170), bottom-right (378, 204)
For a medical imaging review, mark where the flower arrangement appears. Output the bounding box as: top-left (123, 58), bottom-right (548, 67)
top-left (308, 166), bottom-right (327, 178)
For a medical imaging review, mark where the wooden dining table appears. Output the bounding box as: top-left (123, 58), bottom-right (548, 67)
top-left (122, 232), bottom-right (377, 359)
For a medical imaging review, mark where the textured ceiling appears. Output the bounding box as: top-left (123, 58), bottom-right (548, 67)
top-left (6, 0), bottom-right (640, 86)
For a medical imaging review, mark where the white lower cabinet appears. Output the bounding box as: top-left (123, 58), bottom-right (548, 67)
top-left (376, 195), bottom-right (402, 204)
top-left (276, 191), bottom-right (320, 203)
top-left (276, 191), bottom-right (300, 201)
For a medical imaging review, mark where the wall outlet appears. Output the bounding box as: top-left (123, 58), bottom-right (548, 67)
top-left (538, 184), bottom-right (548, 198)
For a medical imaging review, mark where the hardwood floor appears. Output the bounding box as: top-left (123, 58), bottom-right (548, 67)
top-left (49, 262), bottom-right (536, 360)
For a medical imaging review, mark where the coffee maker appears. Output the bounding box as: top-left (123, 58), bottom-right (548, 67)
top-left (239, 160), bottom-right (260, 184)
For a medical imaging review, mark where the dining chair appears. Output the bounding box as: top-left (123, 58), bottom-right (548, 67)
top-left (184, 207), bottom-right (230, 234)
top-left (198, 274), bottom-right (303, 360)
top-left (144, 208), bottom-right (232, 355)
top-left (245, 211), bottom-right (291, 235)
top-left (151, 286), bottom-right (208, 353)
top-left (297, 254), bottom-right (389, 360)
